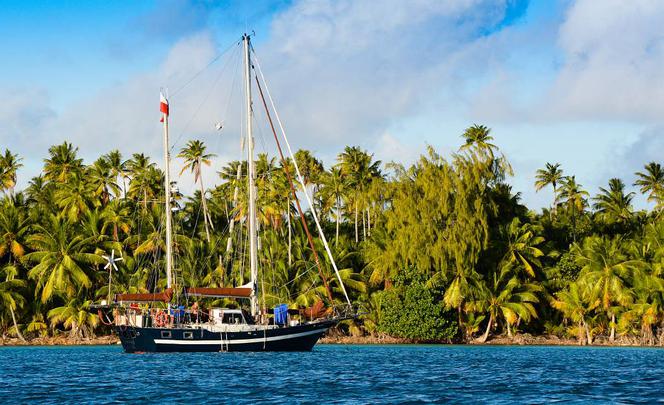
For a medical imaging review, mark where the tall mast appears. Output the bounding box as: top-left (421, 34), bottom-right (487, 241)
top-left (161, 91), bottom-right (173, 290)
top-left (243, 34), bottom-right (259, 317)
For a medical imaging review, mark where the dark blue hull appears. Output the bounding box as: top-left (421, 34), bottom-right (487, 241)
top-left (115, 320), bottom-right (336, 353)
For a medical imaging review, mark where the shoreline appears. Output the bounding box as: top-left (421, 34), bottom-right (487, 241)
top-left (321, 334), bottom-right (664, 347)
top-left (1, 333), bottom-right (660, 348)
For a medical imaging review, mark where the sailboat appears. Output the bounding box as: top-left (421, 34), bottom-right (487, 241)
top-left (95, 34), bottom-right (355, 353)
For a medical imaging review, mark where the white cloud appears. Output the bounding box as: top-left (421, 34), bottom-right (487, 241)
top-left (0, 87), bottom-right (56, 176)
top-left (11, 32), bottom-right (245, 195)
top-left (15, 0), bottom-right (663, 212)
top-left (256, 0), bottom-right (509, 150)
top-left (371, 132), bottom-right (419, 168)
top-left (547, 0), bottom-right (664, 122)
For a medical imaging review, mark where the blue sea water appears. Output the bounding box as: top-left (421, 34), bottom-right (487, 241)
top-left (1, 344), bottom-right (663, 403)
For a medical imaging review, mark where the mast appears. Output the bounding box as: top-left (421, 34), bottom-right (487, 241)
top-left (161, 91), bottom-right (173, 290)
top-left (243, 34), bottom-right (259, 317)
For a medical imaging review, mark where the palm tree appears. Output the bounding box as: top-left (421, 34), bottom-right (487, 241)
top-left (592, 178), bottom-right (634, 225)
top-left (320, 166), bottom-right (347, 245)
top-left (0, 149), bottom-right (23, 195)
top-left (55, 176), bottom-right (94, 222)
top-left (534, 162), bottom-right (563, 213)
top-left (634, 162), bottom-right (664, 210)
top-left (87, 158), bottom-right (121, 206)
top-left (103, 150), bottom-right (127, 198)
top-left (24, 215), bottom-right (103, 303)
top-left (0, 200), bottom-right (30, 265)
top-left (43, 142), bottom-right (83, 183)
top-left (126, 153), bottom-right (157, 209)
top-left (47, 298), bottom-right (98, 339)
top-left (573, 236), bottom-right (641, 341)
top-left (101, 200), bottom-right (131, 242)
top-left (336, 146), bottom-right (381, 243)
top-left (294, 149), bottom-right (325, 206)
top-left (25, 175), bottom-right (52, 208)
top-left (471, 272), bottom-right (541, 342)
top-left (178, 140), bottom-right (216, 242)
top-left (0, 276), bottom-right (26, 342)
top-left (558, 176), bottom-right (590, 241)
top-left (460, 124), bottom-right (498, 160)
top-left (552, 281), bottom-right (599, 345)
top-left (500, 218), bottom-right (545, 278)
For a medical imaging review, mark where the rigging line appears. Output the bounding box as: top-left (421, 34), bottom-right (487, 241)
top-left (211, 46), bottom-right (242, 168)
top-left (170, 38), bottom-right (242, 98)
top-left (222, 45), bottom-right (242, 127)
top-left (253, 73), bottom-right (334, 304)
top-left (280, 264), bottom-right (315, 288)
top-left (189, 196), bottom-right (204, 240)
top-left (170, 44), bottom-right (242, 153)
top-left (252, 50), bottom-right (352, 307)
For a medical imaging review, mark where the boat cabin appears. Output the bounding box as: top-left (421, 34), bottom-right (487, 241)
top-left (210, 308), bottom-right (253, 326)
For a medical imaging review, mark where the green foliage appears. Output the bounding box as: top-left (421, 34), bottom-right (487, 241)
top-left (550, 252), bottom-right (582, 284)
top-left (3, 125), bottom-right (664, 346)
top-left (377, 269), bottom-right (457, 342)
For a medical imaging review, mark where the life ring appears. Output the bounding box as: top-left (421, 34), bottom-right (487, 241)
top-left (155, 311), bottom-right (169, 327)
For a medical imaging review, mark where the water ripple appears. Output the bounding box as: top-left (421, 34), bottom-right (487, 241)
top-left (1, 345), bottom-right (664, 403)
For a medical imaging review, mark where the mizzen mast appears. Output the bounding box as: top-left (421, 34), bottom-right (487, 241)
top-left (243, 34), bottom-right (259, 317)
top-left (160, 91), bottom-right (174, 289)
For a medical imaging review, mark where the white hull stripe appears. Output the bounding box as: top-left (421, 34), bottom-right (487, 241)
top-left (153, 328), bottom-right (325, 345)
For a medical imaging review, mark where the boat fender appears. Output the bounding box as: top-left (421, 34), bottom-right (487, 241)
top-left (155, 311), bottom-right (169, 327)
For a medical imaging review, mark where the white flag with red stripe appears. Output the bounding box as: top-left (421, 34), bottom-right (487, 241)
top-left (160, 92), bottom-right (169, 122)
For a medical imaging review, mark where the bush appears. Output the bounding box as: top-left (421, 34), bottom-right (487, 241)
top-left (377, 269), bottom-right (457, 342)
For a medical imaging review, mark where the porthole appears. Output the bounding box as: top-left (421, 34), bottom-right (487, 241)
top-left (183, 332), bottom-right (193, 339)
top-left (161, 331), bottom-right (172, 338)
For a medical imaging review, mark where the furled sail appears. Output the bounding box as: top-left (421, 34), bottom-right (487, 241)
top-left (115, 289), bottom-right (173, 303)
top-left (185, 285), bottom-right (252, 298)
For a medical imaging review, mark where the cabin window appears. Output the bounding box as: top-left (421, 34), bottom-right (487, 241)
top-left (221, 313), bottom-right (245, 325)
top-left (183, 331), bottom-right (193, 339)
top-left (161, 331), bottom-right (172, 339)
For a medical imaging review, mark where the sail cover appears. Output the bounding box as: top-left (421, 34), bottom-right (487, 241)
top-left (115, 288), bottom-right (173, 303)
top-left (185, 287), bottom-right (252, 298)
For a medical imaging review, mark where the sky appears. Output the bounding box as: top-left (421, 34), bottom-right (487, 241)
top-left (1, 0), bottom-right (664, 211)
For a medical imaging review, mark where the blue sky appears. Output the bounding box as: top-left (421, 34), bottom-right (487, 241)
top-left (1, 0), bottom-right (663, 211)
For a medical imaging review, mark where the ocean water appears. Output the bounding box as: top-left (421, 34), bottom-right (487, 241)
top-left (1, 344), bottom-right (663, 403)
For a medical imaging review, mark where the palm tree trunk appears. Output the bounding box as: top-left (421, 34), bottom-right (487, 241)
top-left (198, 175), bottom-right (211, 243)
top-left (550, 185), bottom-right (556, 220)
top-left (367, 207), bottom-right (371, 237)
top-left (507, 322), bottom-right (513, 338)
top-left (609, 312), bottom-right (616, 342)
top-left (458, 306), bottom-right (464, 340)
top-left (335, 197), bottom-right (340, 247)
top-left (362, 208), bottom-right (366, 241)
top-left (584, 321), bottom-right (592, 345)
top-left (354, 199), bottom-right (359, 243)
top-left (10, 307), bottom-right (26, 342)
top-left (572, 207), bottom-right (577, 242)
top-left (478, 313), bottom-right (494, 343)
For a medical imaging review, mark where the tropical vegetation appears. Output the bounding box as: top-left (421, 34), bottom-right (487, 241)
top-left (2, 127), bottom-right (664, 345)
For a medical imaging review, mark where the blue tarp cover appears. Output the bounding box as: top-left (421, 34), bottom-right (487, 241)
top-left (274, 304), bottom-right (288, 325)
